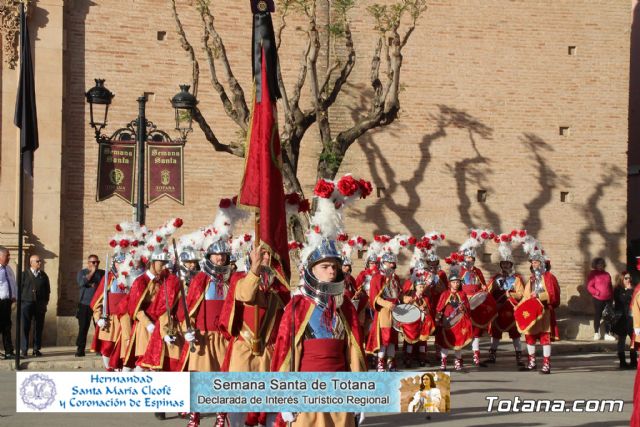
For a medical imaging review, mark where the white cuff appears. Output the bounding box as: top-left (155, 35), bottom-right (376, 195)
top-left (634, 328), bottom-right (640, 336)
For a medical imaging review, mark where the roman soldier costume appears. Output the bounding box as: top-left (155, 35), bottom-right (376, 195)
top-left (90, 222), bottom-right (147, 371)
top-left (435, 267), bottom-right (472, 371)
top-left (122, 218), bottom-right (183, 371)
top-left (516, 237), bottom-right (560, 374)
top-left (459, 229), bottom-right (497, 367)
top-left (365, 235), bottom-right (410, 372)
top-left (486, 231), bottom-right (527, 366)
top-left (400, 260), bottom-right (435, 367)
top-left (177, 199), bottom-right (250, 427)
top-left (271, 173), bottom-right (368, 427)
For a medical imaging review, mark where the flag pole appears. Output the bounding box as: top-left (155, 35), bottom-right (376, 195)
top-left (15, 149), bottom-right (24, 371)
top-left (252, 213), bottom-right (261, 356)
top-left (14, 3), bottom-right (26, 372)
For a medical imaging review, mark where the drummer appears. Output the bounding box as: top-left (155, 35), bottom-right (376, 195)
top-left (435, 267), bottom-right (472, 371)
top-left (366, 248), bottom-right (403, 372)
top-left (357, 251), bottom-right (378, 367)
top-left (458, 229), bottom-right (494, 367)
top-left (520, 242), bottom-right (560, 374)
top-left (400, 260), bottom-right (435, 368)
top-left (487, 232), bottom-right (525, 366)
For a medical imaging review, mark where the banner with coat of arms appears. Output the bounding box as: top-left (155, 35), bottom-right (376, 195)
top-left (96, 142), bottom-right (136, 204)
top-left (147, 142), bottom-right (185, 205)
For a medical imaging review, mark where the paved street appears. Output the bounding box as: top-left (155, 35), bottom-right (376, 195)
top-left (0, 351), bottom-right (634, 426)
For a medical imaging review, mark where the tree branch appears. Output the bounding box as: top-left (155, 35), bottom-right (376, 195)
top-left (169, 0), bottom-right (200, 96)
top-left (192, 107), bottom-right (244, 157)
top-left (198, 0), bottom-right (250, 129)
top-left (321, 21), bottom-right (356, 109)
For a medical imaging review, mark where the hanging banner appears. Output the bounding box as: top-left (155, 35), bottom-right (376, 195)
top-left (147, 143), bottom-right (184, 205)
top-left (96, 142), bottom-right (136, 204)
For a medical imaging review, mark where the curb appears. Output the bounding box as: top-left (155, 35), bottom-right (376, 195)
top-left (0, 342), bottom-right (619, 371)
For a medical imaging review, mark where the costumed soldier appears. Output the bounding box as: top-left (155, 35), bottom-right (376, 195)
top-left (516, 237), bottom-right (560, 374)
top-left (459, 229), bottom-right (497, 367)
top-left (138, 223), bottom-right (185, 373)
top-left (355, 247), bottom-right (377, 367)
top-left (91, 222), bottom-right (147, 371)
top-left (419, 232), bottom-right (449, 363)
top-left (271, 175), bottom-right (368, 426)
top-left (177, 199), bottom-right (248, 427)
top-left (366, 235), bottom-right (410, 372)
top-left (486, 231), bottom-right (526, 366)
top-left (435, 266), bottom-right (473, 371)
top-left (400, 260), bottom-right (435, 368)
top-left (219, 245), bottom-right (290, 427)
top-left (341, 236), bottom-right (368, 339)
top-left (123, 218), bottom-right (183, 372)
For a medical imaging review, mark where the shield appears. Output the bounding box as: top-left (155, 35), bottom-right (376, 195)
top-left (514, 297), bottom-right (545, 333)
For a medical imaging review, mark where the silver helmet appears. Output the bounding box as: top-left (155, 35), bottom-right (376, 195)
top-left (206, 240), bottom-right (231, 257)
top-left (381, 252), bottom-right (398, 264)
top-left (179, 246), bottom-right (201, 263)
top-left (305, 239), bottom-right (342, 268)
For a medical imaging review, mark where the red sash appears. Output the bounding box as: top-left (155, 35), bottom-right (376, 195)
top-left (299, 338), bottom-right (346, 372)
top-left (195, 300), bottom-right (225, 332)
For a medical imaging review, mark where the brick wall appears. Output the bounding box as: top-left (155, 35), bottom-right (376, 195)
top-left (58, 0), bottom-right (630, 318)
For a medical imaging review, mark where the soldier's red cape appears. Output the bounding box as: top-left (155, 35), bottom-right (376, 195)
top-left (238, 52), bottom-right (290, 286)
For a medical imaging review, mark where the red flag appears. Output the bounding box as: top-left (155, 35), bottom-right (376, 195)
top-left (238, 52), bottom-right (290, 286)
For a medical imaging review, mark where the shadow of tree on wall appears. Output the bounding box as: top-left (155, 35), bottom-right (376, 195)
top-left (355, 104), bottom-right (494, 252)
top-left (519, 133), bottom-right (569, 240)
top-left (566, 166), bottom-right (626, 315)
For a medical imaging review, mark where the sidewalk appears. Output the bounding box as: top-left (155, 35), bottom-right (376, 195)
top-left (0, 340), bottom-right (621, 371)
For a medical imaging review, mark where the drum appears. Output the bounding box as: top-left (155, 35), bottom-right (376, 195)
top-left (469, 291), bottom-right (488, 310)
top-left (392, 304), bottom-right (421, 323)
top-left (442, 311), bottom-right (464, 329)
top-left (469, 292), bottom-right (498, 329)
top-left (514, 297), bottom-right (545, 333)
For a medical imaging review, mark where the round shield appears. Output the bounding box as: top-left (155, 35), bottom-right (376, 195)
top-left (469, 291), bottom-right (488, 310)
top-left (392, 304), bottom-right (422, 324)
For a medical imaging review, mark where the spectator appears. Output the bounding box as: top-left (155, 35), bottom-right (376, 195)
top-left (0, 247), bottom-right (16, 360)
top-left (612, 271), bottom-right (636, 369)
top-left (586, 257), bottom-right (615, 341)
top-left (21, 254), bottom-right (50, 357)
top-left (75, 254), bottom-right (104, 357)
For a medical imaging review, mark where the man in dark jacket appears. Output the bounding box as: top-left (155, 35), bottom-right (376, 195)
top-left (21, 254), bottom-right (50, 357)
top-left (75, 254), bottom-right (104, 357)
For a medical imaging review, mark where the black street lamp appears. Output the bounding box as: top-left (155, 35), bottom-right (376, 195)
top-left (85, 79), bottom-right (197, 225)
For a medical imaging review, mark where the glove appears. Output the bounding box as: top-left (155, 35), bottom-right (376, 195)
top-left (281, 412), bottom-right (297, 422)
top-left (146, 323), bottom-right (156, 334)
top-left (184, 331), bottom-right (196, 342)
top-left (97, 318), bottom-right (106, 329)
top-left (163, 335), bottom-right (176, 344)
top-left (635, 328), bottom-right (640, 336)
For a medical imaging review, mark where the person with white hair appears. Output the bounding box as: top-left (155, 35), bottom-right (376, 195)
top-left (0, 246), bottom-right (16, 359)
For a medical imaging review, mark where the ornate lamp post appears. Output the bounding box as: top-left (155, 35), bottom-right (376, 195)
top-left (85, 79), bottom-right (197, 224)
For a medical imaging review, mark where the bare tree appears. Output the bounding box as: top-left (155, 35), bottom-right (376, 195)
top-left (170, 0), bottom-right (427, 236)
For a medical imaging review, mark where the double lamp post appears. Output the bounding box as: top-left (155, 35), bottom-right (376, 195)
top-left (85, 79), bottom-right (198, 224)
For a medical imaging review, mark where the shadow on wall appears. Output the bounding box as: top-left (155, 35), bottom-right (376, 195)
top-left (57, 1), bottom-right (92, 316)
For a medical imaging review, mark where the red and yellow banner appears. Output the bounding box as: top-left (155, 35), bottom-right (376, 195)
top-left (96, 142), bottom-right (136, 204)
top-left (147, 143), bottom-right (185, 205)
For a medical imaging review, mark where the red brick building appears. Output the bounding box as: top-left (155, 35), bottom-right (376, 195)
top-left (0, 0), bottom-right (633, 344)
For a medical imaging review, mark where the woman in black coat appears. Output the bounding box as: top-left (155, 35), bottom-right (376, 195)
top-left (612, 271), bottom-right (637, 369)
